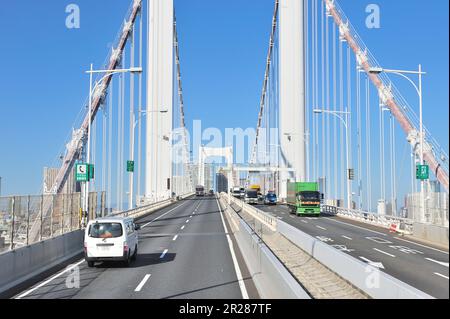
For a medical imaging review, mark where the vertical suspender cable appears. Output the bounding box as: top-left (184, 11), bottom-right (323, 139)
top-left (339, 36), bottom-right (344, 202)
top-left (129, 24), bottom-right (135, 209)
top-left (347, 46), bottom-right (352, 207)
top-left (107, 82), bottom-right (113, 212)
top-left (325, 6), bottom-right (330, 198)
top-left (311, 0), bottom-right (316, 182)
top-left (321, 0), bottom-right (326, 190)
top-left (305, 0), bottom-right (309, 182)
top-left (137, 8), bottom-right (143, 201)
top-left (332, 21), bottom-right (337, 199)
top-left (379, 96), bottom-right (385, 203)
top-left (356, 66), bottom-right (362, 210)
top-left (365, 77), bottom-right (372, 211)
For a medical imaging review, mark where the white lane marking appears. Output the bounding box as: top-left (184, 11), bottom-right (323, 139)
top-left (301, 220), bottom-right (308, 224)
top-left (373, 248), bottom-right (396, 258)
top-left (160, 249), bottom-right (168, 259)
top-left (359, 256), bottom-right (385, 269)
top-left (316, 226), bottom-right (327, 231)
top-left (134, 274), bottom-right (151, 292)
top-left (186, 219), bottom-right (190, 223)
top-left (394, 237), bottom-right (449, 255)
top-left (16, 259), bottom-right (85, 299)
top-left (434, 272), bottom-right (449, 280)
top-left (323, 217), bottom-right (387, 236)
top-left (142, 201), bottom-right (189, 228)
top-left (215, 197), bottom-right (249, 299)
top-left (172, 235), bottom-right (179, 241)
top-left (426, 258), bottom-right (449, 268)
top-left (181, 225), bottom-right (185, 230)
top-left (190, 215), bottom-right (193, 218)
top-left (342, 235), bottom-right (353, 240)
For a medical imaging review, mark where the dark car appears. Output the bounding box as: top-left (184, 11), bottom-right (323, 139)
top-left (264, 192), bottom-right (277, 205)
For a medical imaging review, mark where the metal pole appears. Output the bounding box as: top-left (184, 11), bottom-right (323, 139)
top-left (10, 197), bottom-right (15, 250)
top-left (26, 196), bottom-right (30, 246)
top-left (39, 195), bottom-right (43, 241)
top-left (419, 64), bottom-right (425, 222)
top-left (345, 112), bottom-right (351, 210)
top-left (129, 24), bottom-right (135, 210)
top-left (85, 63), bottom-right (93, 226)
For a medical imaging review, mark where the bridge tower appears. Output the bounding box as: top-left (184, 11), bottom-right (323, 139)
top-left (145, 0), bottom-right (174, 202)
top-left (278, 0), bottom-right (306, 200)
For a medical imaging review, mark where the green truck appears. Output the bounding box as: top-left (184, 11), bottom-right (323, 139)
top-left (287, 182), bottom-right (321, 216)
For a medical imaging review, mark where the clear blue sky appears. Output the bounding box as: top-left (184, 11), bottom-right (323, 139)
top-left (0, 0), bottom-right (448, 197)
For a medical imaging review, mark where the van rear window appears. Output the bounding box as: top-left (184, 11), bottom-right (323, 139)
top-left (89, 223), bottom-right (123, 238)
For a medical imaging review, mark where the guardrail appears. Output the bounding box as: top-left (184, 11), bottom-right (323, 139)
top-left (226, 194), bottom-right (277, 231)
top-left (322, 205), bottom-right (414, 235)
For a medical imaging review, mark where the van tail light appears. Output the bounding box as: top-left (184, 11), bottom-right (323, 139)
top-left (84, 242), bottom-right (87, 253)
top-left (123, 242), bottom-right (129, 253)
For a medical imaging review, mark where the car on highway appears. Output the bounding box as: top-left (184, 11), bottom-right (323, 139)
top-left (264, 191), bottom-right (277, 205)
top-left (84, 217), bottom-right (140, 267)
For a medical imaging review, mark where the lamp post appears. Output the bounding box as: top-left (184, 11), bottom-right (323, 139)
top-left (369, 65), bottom-right (426, 221)
top-left (130, 109), bottom-right (168, 209)
top-left (84, 66), bottom-right (142, 223)
top-left (314, 109), bottom-right (352, 210)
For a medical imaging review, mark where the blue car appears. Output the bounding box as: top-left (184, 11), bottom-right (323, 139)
top-left (264, 192), bottom-right (277, 205)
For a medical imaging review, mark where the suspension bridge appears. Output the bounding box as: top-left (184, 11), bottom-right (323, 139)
top-left (0, 0), bottom-right (448, 300)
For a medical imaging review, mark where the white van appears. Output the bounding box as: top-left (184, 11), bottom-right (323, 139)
top-left (84, 217), bottom-right (140, 267)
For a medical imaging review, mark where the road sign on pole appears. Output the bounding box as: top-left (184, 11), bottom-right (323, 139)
top-left (127, 160), bottom-right (134, 172)
top-left (75, 164), bottom-right (89, 182)
top-left (88, 164), bottom-right (95, 180)
top-left (416, 164), bottom-right (429, 180)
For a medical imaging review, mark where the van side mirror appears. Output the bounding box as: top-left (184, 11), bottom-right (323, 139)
top-left (135, 224), bottom-right (141, 231)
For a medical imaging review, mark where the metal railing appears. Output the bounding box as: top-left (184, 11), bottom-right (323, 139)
top-left (0, 192), bottom-right (105, 254)
top-left (322, 205), bottom-right (414, 234)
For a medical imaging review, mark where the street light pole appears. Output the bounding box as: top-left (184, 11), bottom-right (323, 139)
top-left (314, 109), bottom-right (352, 210)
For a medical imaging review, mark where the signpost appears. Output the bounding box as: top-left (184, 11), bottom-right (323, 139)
top-left (416, 164), bottom-right (429, 180)
top-left (75, 164), bottom-right (89, 182)
top-left (127, 160), bottom-right (135, 173)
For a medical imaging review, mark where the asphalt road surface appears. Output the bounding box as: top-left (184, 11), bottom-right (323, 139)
top-left (14, 197), bottom-right (256, 299)
top-left (256, 203), bottom-right (449, 299)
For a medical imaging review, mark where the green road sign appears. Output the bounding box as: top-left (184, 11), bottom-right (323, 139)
top-left (88, 164), bottom-right (95, 180)
top-left (75, 164), bottom-right (88, 182)
top-left (416, 164), bottom-right (429, 180)
top-left (127, 160), bottom-right (134, 173)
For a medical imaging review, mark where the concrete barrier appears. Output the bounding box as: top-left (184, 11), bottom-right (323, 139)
top-left (0, 230), bottom-right (83, 296)
top-left (219, 196), bottom-right (310, 299)
top-left (278, 220), bottom-right (434, 299)
top-left (412, 222), bottom-right (449, 248)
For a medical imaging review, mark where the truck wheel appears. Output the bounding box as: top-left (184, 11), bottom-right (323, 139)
top-left (131, 245), bottom-right (137, 261)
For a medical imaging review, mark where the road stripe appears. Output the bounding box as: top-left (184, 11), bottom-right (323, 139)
top-left (434, 272), bottom-right (449, 280)
top-left (316, 226), bottom-right (327, 231)
top-left (215, 196), bottom-right (249, 299)
top-left (425, 258), bottom-right (449, 268)
top-left (134, 274), bottom-right (151, 292)
top-left (323, 217), bottom-right (387, 236)
top-left (181, 225), bottom-right (185, 230)
top-left (16, 259), bottom-right (85, 299)
top-left (301, 220), bottom-right (308, 224)
top-left (373, 248), bottom-right (396, 257)
top-left (160, 249), bottom-right (168, 259)
top-left (342, 235), bottom-right (353, 240)
top-left (142, 201), bottom-right (189, 228)
top-left (394, 237), bottom-right (449, 255)
top-left (186, 219), bottom-right (190, 223)
top-left (172, 235), bottom-right (179, 241)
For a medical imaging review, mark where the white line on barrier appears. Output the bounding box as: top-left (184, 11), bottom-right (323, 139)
top-left (373, 248), bottom-right (396, 257)
top-left (181, 225), bottom-right (185, 230)
top-left (425, 258), bottom-right (449, 268)
top-left (135, 274), bottom-right (151, 292)
top-left (342, 235), bottom-right (353, 240)
top-left (316, 226), bottom-right (327, 231)
top-left (323, 217), bottom-right (387, 236)
top-left (216, 196), bottom-right (249, 299)
top-left (186, 219), bottom-right (190, 223)
top-left (15, 259), bottom-right (85, 299)
top-left (394, 237), bottom-right (449, 255)
top-left (433, 272), bottom-right (449, 280)
top-left (173, 235), bottom-right (179, 241)
top-left (160, 249), bottom-right (168, 259)
top-left (142, 201), bottom-right (189, 228)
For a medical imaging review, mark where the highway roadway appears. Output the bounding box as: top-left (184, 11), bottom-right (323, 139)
top-left (255, 203), bottom-right (449, 299)
top-left (14, 196), bottom-right (257, 299)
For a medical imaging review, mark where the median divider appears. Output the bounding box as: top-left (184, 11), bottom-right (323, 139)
top-left (219, 194), bottom-right (310, 299)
